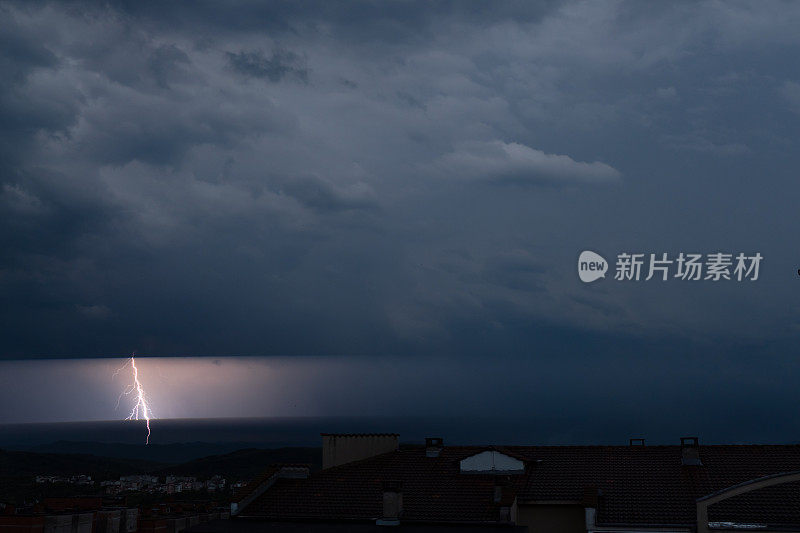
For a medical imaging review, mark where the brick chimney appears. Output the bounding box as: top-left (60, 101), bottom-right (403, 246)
top-left (321, 433), bottom-right (399, 469)
top-left (681, 436), bottom-right (702, 466)
top-left (425, 437), bottom-right (443, 458)
top-left (377, 480), bottom-right (403, 526)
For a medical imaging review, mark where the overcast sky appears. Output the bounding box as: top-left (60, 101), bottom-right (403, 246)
top-left (2, 1), bottom-right (800, 432)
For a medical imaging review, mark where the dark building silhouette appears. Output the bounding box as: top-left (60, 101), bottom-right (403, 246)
top-left (193, 434), bottom-right (800, 532)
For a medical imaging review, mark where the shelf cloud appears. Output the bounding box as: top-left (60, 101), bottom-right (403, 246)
top-left (436, 140), bottom-right (621, 184)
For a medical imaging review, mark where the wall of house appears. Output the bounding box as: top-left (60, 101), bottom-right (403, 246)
top-left (517, 503), bottom-right (586, 533)
top-left (120, 509), bottom-right (138, 533)
top-left (43, 515), bottom-right (72, 533)
top-left (96, 510), bottom-right (121, 533)
top-left (0, 515), bottom-right (45, 533)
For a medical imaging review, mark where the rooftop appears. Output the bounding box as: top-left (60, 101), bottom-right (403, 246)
top-left (237, 443), bottom-right (800, 527)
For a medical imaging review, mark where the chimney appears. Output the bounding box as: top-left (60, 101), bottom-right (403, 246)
top-left (680, 436), bottom-right (702, 466)
top-left (425, 437), bottom-right (443, 457)
top-left (377, 480), bottom-right (402, 526)
top-left (321, 433), bottom-right (399, 469)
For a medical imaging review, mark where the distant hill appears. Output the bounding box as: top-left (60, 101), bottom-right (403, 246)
top-left (154, 447), bottom-right (321, 480)
top-left (22, 441), bottom-right (271, 464)
top-left (0, 448), bottom-right (163, 479)
top-left (0, 444), bottom-right (323, 506)
top-left (0, 443), bottom-right (322, 503)
top-left (0, 448), bottom-right (163, 505)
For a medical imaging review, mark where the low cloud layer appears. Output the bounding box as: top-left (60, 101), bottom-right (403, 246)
top-left (4, 355), bottom-right (800, 447)
top-left (437, 141), bottom-right (621, 183)
top-left (226, 48), bottom-right (309, 83)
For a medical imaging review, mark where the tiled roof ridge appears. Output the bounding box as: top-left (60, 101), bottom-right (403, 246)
top-left (445, 443), bottom-right (800, 449)
top-left (232, 466), bottom-right (280, 501)
top-left (484, 445), bottom-right (531, 462)
top-left (320, 433), bottom-right (400, 437)
top-left (234, 464), bottom-right (311, 500)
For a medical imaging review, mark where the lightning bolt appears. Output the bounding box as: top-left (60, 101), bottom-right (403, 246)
top-left (114, 354), bottom-right (153, 445)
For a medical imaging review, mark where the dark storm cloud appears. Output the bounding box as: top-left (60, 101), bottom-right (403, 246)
top-left (1, 0), bottom-right (800, 379)
top-left (226, 48), bottom-right (308, 83)
top-left (0, 8), bottom-right (57, 87)
top-left (280, 175), bottom-right (376, 212)
top-left (108, 0), bottom-right (562, 42)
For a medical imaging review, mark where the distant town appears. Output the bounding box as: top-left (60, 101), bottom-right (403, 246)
top-left (35, 474), bottom-right (238, 495)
